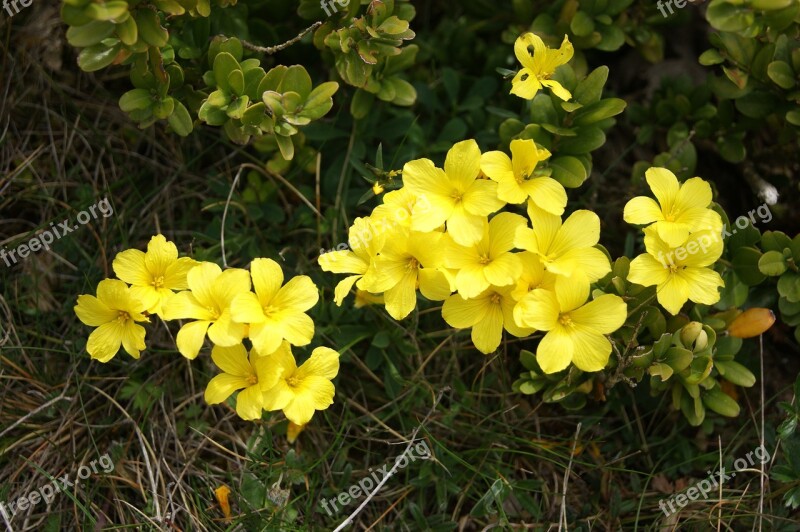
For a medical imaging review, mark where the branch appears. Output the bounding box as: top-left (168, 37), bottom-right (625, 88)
top-left (241, 22), bottom-right (322, 55)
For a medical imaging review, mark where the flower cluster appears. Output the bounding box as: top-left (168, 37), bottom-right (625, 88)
top-left (319, 139), bottom-right (629, 374)
top-left (623, 168), bottom-right (725, 315)
top-left (74, 235), bottom-right (338, 424)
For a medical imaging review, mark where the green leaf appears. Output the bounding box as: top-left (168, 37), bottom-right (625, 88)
top-left (758, 250), bottom-right (787, 276)
top-left (280, 65), bottom-right (313, 99)
top-left (732, 247), bottom-right (766, 286)
top-left (119, 89), bottom-right (153, 112)
top-left (572, 98), bottom-right (626, 126)
top-left (167, 101), bottom-right (193, 136)
top-left (85, 0), bottom-right (129, 21)
top-left (699, 49), bottom-right (725, 66)
top-left (275, 134), bottom-right (295, 160)
top-left (549, 156), bottom-right (588, 188)
top-left (77, 42), bottom-right (121, 72)
top-left (702, 388), bottom-right (740, 417)
top-left (134, 8), bottom-right (168, 47)
top-left (715, 360), bottom-right (756, 387)
top-left (213, 52), bottom-right (240, 92)
top-left (573, 66), bottom-right (609, 105)
top-left (778, 272), bottom-right (800, 302)
top-left (66, 20), bottom-right (116, 47)
top-left (767, 61), bottom-right (796, 89)
top-left (570, 11), bottom-right (595, 37)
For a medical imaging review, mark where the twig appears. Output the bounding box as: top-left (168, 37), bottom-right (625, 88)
top-left (332, 388), bottom-right (448, 532)
top-left (757, 334), bottom-right (765, 531)
top-left (220, 165), bottom-right (244, 269)
top-left (558, 422), bottom-right (582, 531)
top-left (0, 392), bottom-right (72, 440)
top-left (240, 22), bottom-right (322, 55)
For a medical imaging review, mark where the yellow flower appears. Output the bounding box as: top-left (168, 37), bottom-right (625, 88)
top-left (230, 258), bottom-right (319, 354)
top-left (74, 279), bottom-right (149, 362)
top-left (627, 227), bottom-right (724, 315)
top-left (371, 187), bottom-right (431, 230)
top-left (161, 263), bottom-right (250, 359)
top-left (480, 139), bottom-right (566, 214)
top-left (511, 33), bottom-right (573, 101)
top-left (354, 289), bottom-right (384, 308)
top-left (403, 139), bottom-right (505, 246)
top-left (362, 228), bottom-right (452, 320)
top-left (623, 168), bottom-right (722, 248)
top-left (443, 285), bottom-right (534, 354)
top-left (510, 252), bottom-right (557, 301)
top-left (514, 202), bottom-right (610, 283)
top-left (112, 235), bottom-right (198, 316)
top-left (262, 343), bottom-right (340, 425)
top-left (514, 280), bottom-right (627, 373)
top-left (318, 218), bottom-right (385, 306)
top-left (204, 343), bottom-right (281, 420)
top-left (446, 212), bottom-right (526, 298)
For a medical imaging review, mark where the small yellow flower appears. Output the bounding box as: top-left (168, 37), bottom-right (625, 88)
top-left (204, 343), bottom-right (280, 420)
top-left (481, 139), bottom-right (566, 214)
top-left (74, 279), bottom-right (149, 362)
top-left (514, 202), bottom-right (610, 283)
top-left (514, 280), bottom-right (627, 373)
top-left (443, 285), bottom-right (534, 354)
top-left (362, 228), bottom-right (452, 320)
top-left (403, 140), bottom-right (505, 246)
top-left (623, 168), bottom-right (722, 248)
top-left (262, 343), bottom-right (340, 426)
top-left (510, 252), bottom-right (557, 301)
top-left (112, 235), bottom-right (198, 316)
top-left (511, 33), bottom-right (574, 101)
top-left (318, 217), bottom-right (385, 305)
top-left (627, 228), bottom-right (724, 315)
top-left (230, 258), bottom-right (319, 355)
top-left (370, 187), bottom-right (430, 230)
top-left (161, 263), bottom-right (250, 359)
top-left (445, 212), bottom-right (526, 298)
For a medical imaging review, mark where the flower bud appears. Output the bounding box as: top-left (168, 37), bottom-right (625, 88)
top-left (728, 308), bottom-right (776, 338)
top-left (680, 321), bottom-right (705, 349)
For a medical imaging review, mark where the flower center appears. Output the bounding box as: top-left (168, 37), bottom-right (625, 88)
top-left (206, 306), bottom-right (220, 320)
top-left (152, 275), bottom-right (165, 289)
top-left (490, 293), bottom-right (502, 305)
top-left (479, 254), bottom-right (491, 265)
top-left (287, 375), bottom-right (301, 388)
top-left (406, 257), bottom-right (420, 272)
top-left (558, 313), bottom-right (573, 327)
top-left (450, 190), bottom-right (464, 203)
top-left (246, 374), bottom-right (258, 386)
top-left (117, 311), bottom-right (131, 323)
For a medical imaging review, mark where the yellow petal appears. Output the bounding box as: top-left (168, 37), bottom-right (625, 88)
top-left (211, 343), bottom-right (252, 378)
top-left (655, 221), bottom-right (691, 248)
top-left (525, 201), bottom-right (561, 254)
top-left (628, 253), bottom-right (671, 287)
top-left (536, 325), bottom-right (573, 373)
top-left (513, 289), bottom-right (559, 330)
top-left (163, 257), bottom-right (198, 291)
top-left (408, 231), bottom-right (447, 269)
top-left (176, 320), bottom-right (211, 359)
top-left (483, 253), bottom-right (522, 288)
top-left (296, 346), bottom-right (340, 380)
top-left (236, 385), bottom-right (265, 420)
top-left (679, 267), bottom-right (724, 305)
top-left (526, 177), bottom-right (566, 216)
top-left (676, 177), bottom-right (713, 211)
top-left (456, 263), bottom-right (490, 299)
top-left (511, 138), bottom-right (550, 178)
top-left (250, 258), bottom-right (283, 303)
top-left (679, 230), bottom-right (724, 268)
top-left (571, 294), bottom-right (627, 334)
top-left (205, 373), bottom-right (250, 404)
top-left (445, 139), bottom-right (481, 188)
top-left (489, 212), bottom-right (526, 256)
top-left (113, 249), bottom-right (150, 286)
top-left (554, 275), bottom-right (590, 312)
top-left (511, 68), bottom-right (542, 99)
top-left (541, 35), bottom-right (574, 72)
top-left (480, 151), bottom-right (514, 183)
top-left (497, 180), bottom-right (529, 204)
top-left (207, 309), bottom-right (246, 346)
top-left (214, 485), bottom-right (232, 521)
top-left (443, 293), bottom-right (489, 328)
top-left (403, 158), bottom-right (452, 197)
top-left (410, 194), bottom-right (453, 232)
top-left (333, 275), bottom-right (361, 306)
top-left (318, 250), bottom-right (367, 275)
top-left (550, 210), bottom-right (600, 257)
top-left (251, 352), bottom-right (284, 391)
top-left (186, 262), bottom-right (222, 307)
top-left (75, 294), bottom-right (116, 327)
top-left (569, 325), bottom-right (612, 372)
top-left (144, 234), bottom-right (178, 276)
top-left (463, 179), bottom-right (504, 216)
top-left (656, 274), bottom-right (690, 316)
top-left (212, 268), bottom-right (252, 308)
top-left (263, 379), bottom-right (294, 411)
top-left (271, 310), bottom-right (315, 346)
top-left (120, 321), bottom-right (146, 359)
top-left (500, 290), bottom-right (535, 337)
top-left (645, 167), bottom-right (679, 212)
top-left (384, 271), bottom-right (418, 319)
top-left (552, 247), bottom-right (610, 283)
top-left (129, 286), bottom-right (160, 314)
top-left (86, 322), bottom-right (123, 362)
top-left (447, 205), bottom-right (487, 246)
top-left (540, 79), bottom-right (571, 101)
top-left (272, 275), bottom-right (319, 312)
top-left (230, 291), bottom-right (266, 324)
top-left (623, 196), bottom-right (663, 226)
top-left (282, 377), bottom-right (335, 425)
top-left (162, 290), bottom-right (215, 320)
top-left (514, 32), bottom-right (546, 71)
top-left (418, 268), bottom-right (453, 301)
top-left (471, 302), bottom-right (504, 354)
